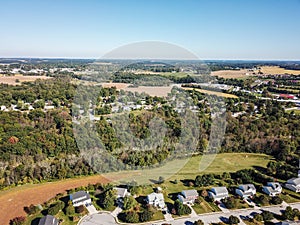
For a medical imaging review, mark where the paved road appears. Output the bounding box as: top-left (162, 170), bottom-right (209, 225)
top-left (79, 202), bottom-right (300, 225)
top-left (156, 202), bottom-right (300, 225)
top-left (79, 212), bottom-right (116, 225)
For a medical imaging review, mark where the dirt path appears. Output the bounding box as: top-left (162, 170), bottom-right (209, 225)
top-left (0, 175), bottom-right (112, 225)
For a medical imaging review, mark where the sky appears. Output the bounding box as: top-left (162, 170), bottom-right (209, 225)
top-left (0, 0), bottom-right (300, 59)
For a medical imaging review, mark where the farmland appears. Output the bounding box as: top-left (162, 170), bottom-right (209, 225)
top-left (260, 66), bottom-right (300, 75)
top-left (0, 75), bottom-right (51, 85)
top-left (182, 87), bottom-right (239, 98)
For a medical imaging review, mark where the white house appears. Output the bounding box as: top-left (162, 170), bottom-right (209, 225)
top-left (235, 184), bottom-right (256, 198)
top-left (146, 192), bottom-right (165, 208)
top-left (38, 215), bottom-right (59, 225)
top-left (114, 187), bottom-right (129, 202)
top-left (209, 187), bottom-right (229, 201)
top-left (262, 182), bottom-right (282, 196)
top-left (70, 191), bottom-right (92, 207)
top-left (178, 190), bottom-right (199, 204)
top-left (285, 178), bottom-right (300, 193)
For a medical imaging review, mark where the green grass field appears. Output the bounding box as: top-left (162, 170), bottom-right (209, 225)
top-left (114, 153), bottom-right (271, 185)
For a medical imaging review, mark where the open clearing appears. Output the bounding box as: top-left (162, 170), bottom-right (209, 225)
top-left (0, 153), bottom-right (270, 224)
top-left (211, 69), bottom-right (252, 79)
top-left (0, 75), bottom-right (51, 85)
top-left (260, 66), bottom-right (300, 75)
top-left (183, 87), bottom-right (238, 98)
top-left (211, 66), bottom-right (300, 78)
top-left (100, 82), bottom-right (173, 97)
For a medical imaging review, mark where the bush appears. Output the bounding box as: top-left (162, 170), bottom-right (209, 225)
top-left (222, 197), bottom-right (237, 209)
top-left (271, 196), bottom-right (283, 205)
top-left (194, 219), bottom-right (204, 225)
top-left (24, 204), bottom-right (38, 215)
top-left (139, 209), bottom-right (154, 222)
top-left (125, 211), bottom-right (139, 223)
top-left (228, 215), bottom-right (240, 225)
top-left (48, 200), bottom-right (65, 215)
top-left (10, 216), bottom-right (26, 225)
top-left (261, 211), bottom-right (274, 221)
top-left (123, 196), bottom-right (138, 210)
top-left (174, 199), bottom-right (191, 216)
top-left (75, 205), bottom-right (85, 214)
top-left (253, 213), bottom-right (263, 222)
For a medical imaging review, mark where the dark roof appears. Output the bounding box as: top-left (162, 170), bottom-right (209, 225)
top-left (38, 215), bottom-right (59, 225)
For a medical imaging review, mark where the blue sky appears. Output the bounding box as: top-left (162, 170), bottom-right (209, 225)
top-left (0, 0), bottom-right (300, 59)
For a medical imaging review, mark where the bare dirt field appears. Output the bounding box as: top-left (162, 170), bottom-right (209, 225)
top-left (100, 82), bottom-right (173, 97)
top-left (100, 82), bottom-right (130, 89)
top-left (0, 75), bottom-right (51, 85)
top-left (124, 86), bottom-right (173, 97)
top-left (211, 69), bottom-right (252, 79)
top-left (0, 175), bottom-right (112, 225)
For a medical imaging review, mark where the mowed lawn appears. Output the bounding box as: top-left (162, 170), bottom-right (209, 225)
top-left (0, 153), bottom-right (271, 224)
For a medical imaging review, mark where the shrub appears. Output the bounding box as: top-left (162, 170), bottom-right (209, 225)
top-left (253, 213), bottom-right (263, 222)
top-left (10, 216), bottom-right (26, 225)
top-left (194, 219), bottom-right (204, 225)
top-left (125, 211), bottom-right (139, 223)
top-left (228, 215), bottom-right (240, 225)
top-left (271, 196), bottom-right (283, 205)
top-left (261, 211), bottom-right (274, 221)
top-left (139, 209), bottom-right (154, 222)
top-left (75, 205), bottom-right (85, 214)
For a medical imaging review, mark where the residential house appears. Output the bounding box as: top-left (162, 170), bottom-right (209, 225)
top-left (235, 184), bottom-right (256, 198)
top-left (208, 187), bottom-right (229, 201)
top-left (178, 190), bottom-right (199, 204)
top-left (146, 192), bottom-right (165, 208)
top-left (38, 215), bottom-right (59, 225)
top-left (114, 187), bottom-right (129, 202)
top-left (70, 191), bottom-right (92, 207)
top-left (285, 178), bottom-right (300, 193)
top-left (262, 182), bottom-right (282, 196)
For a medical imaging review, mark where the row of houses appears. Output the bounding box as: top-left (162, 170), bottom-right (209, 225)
top-left (140, 179), bottom-right (300, 211)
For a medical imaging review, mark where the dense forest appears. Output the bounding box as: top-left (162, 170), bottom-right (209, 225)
top-left (0, 74), bottom-right (299, 189)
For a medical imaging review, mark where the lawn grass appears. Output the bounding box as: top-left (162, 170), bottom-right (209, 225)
top-left (281, 189), bottom-right (300, 203)
top-left (192, 197), bottom-right (219, 214)
top-left (152, 210), bottom-right (164, 221)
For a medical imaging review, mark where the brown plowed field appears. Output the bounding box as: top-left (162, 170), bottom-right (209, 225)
top-left (0, 175), bottom-right (111, 225)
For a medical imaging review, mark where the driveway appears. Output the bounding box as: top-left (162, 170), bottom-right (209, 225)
top-left (86, 204), bottom-right (98, 214)
top-left (79, 212), bottom-right (116, 225)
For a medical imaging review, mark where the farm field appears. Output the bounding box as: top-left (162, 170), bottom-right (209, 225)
top-left (211, 69), bottom-right (252, 79)
top-left (260, 66), bottom-right (300, 75)
top-left (0, 153), bottom-right (271, 224)
top-left (211, 66), bottom-right (300, 79)
top-left (100, 82), bottom-right (174, 97)
top-left (0, 74), bottom-right (51, 85)
top-left (182, 87), bottom-right (239, 98)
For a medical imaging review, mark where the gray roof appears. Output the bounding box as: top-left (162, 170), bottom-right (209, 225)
top-left (287, 177), bottom-right (300, 186)
top-left (70, 191), bottom-right (90, 201)
top-left (238, 184), bottom-right (256, 192)
top-left (114, 187), bottom-right (128, 198)
top-left (181, 190), bottom-right (199, 198)
top-left (38, 215), bottom-right (59, 225)
top-left (211, 187), bottom-right (228, 195)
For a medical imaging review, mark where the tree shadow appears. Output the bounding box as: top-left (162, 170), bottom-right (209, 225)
top-left (136, 196), bottom-right (146, 205)
top-left (30, 218), bottom-right (41, 225)
top-left (180, 179), bottom-right (194, 187)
